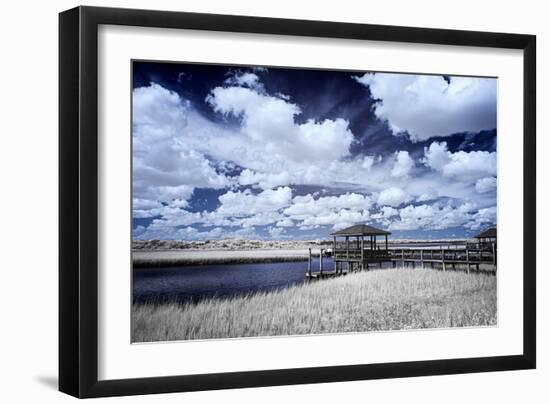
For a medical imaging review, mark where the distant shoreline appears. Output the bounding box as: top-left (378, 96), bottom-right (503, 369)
top-left (133, 248), bottom-right (314, 268)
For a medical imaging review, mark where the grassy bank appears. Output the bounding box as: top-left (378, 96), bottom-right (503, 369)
top-left (132, 268), bottom-right (496, 342)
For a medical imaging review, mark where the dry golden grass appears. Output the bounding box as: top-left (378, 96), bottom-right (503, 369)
top-left (132, 268), bottom-right (496, 342)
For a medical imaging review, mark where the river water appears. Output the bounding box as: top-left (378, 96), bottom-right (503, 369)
top-left (133, 257), bottom-right (334, 304)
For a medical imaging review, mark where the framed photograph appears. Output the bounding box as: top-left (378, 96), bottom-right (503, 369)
top-left (59, 6), bottom-right (536, 398)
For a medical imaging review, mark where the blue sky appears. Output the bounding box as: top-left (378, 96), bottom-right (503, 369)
top-left (132, 61), bottom-right (497, 240)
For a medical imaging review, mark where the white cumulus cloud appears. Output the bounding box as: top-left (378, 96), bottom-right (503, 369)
top-left (206, 86), bottom-right (354, 164)
top-left (391, 150), bottom-right (414, 177)
top-left (422, 141), bottom-right (496, 180)
top-left (224, 71), bottom-right (264, 91)
top-left (284, 193), bottom-right (372, 219)
top-left (377, 187), bottom-right (412, 207)
top-left (475, 177), bottom-right (497, 193)
top-left (217, 187), bottom-right (293, 216)
top-left (354, 73), bottom-right (497, 141)
top-left (389, 202), bottom-right (478, 231)
top-left (132, 84), bottom-right (231, 213)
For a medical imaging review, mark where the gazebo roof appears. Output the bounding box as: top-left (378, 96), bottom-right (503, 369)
top-left (331, 224), bottom-right (391, 236)
top-left (475, 227), bottom-right (497, 239)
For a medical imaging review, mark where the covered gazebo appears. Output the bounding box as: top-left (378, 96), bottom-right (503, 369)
top-left (330, 224), bottom-right (391, 272)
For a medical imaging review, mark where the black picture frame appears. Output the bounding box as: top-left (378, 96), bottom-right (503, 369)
top-left (59, 5), bottom-right (536, 398)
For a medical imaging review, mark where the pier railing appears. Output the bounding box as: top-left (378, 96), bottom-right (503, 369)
top-left (389, 246), bottom-right (495, 263)
top-left (333, 248), bottom-right (389, 261)
top-left (389, 244), bottom-right (496, 273)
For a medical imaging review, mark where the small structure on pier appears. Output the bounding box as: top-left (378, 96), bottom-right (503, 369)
top-left (475, 227), bottom-right (496, 245)
top-left (305, 224), bottom-right (392, 279)
top-left (331, 224), bottom-right (391, 273)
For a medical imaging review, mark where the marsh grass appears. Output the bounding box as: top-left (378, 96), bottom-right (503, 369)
top-left (132, 268), bottom-right (496, 342)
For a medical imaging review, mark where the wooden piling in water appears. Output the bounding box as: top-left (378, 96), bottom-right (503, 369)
top-left (307, 248), bottom-right (312, 277)
top-left (319, 249), bottom-right (324, 277)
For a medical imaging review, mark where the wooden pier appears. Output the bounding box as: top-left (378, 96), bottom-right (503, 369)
top-left (305, 225), bottom-right (497, 279)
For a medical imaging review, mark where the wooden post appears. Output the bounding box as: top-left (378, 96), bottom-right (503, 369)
top-left (401, 249), bottom-right (405, 268)
top-left (319, 249), bottom-right (324, 277)
top-left (441, 245), bottom-right (446, 271)
top-left (466, 247), bottom-right (470, 274)
top-left (307, 248), bottom-right (312, 277)
top-left (492, 242), bottom-right (496, 266)
top-left (361, 236), bottom-right (364, 267)
top-left (420, 249), bottom-right (424, 268)
top-left (346, 236), bottom-right (350, 260)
